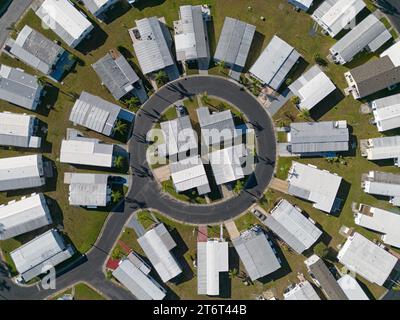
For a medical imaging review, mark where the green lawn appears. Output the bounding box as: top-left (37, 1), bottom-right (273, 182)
top-left (51, 283), bottom-right (105, 300)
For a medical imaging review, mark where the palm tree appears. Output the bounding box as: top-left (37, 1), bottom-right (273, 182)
top-left (290, 95), bottom-right (300, 106)
top-left (218, 60), bottom-right (226, 74)
top-left (233, 180), bottom-right (245, 194)
top-left (125, 96), bottom-right (140, 110)
top-left (298, 108), bottom-right (311, 120)
top-left (111, 190), bottom-right (123, 203)
top-left (200, 92), bottom-right (210, 105)
top-left (113, 155), bottom-right (125, 169)
top-left (113, 120), bottom-right (128, 136)
top-left (228, 268), bottom-right (238, 280)
top-left (154, 70), bottom-right (168, 86)
top-left (258, 193), bottom-right (271, 207)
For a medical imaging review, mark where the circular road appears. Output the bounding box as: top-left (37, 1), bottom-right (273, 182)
top-left (126, 76), bottom-right (276, 224)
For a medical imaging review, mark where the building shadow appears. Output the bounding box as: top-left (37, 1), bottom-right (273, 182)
top-left (310, 88), bottom-right (345, 120)
top-left (36, 84), bottom-right (59, 116)
top-left (132, 0), bottom-right (166, 11)
top-left (102, 1), bottom-right (131, 24)
top-left (75, 24), bottom-right (108, 55)
top-left (244, 31), bottom-right (265, 72)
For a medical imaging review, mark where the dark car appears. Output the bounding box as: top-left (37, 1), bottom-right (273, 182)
top-left (175, 104), bottom-right (187, 117)
top-left (252, 208), bottom-right (266, 222)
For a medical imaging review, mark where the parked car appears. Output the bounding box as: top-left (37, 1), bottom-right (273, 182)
top-left (251, 208), bottom-right (266, 222)
top-left (175, 104), bottom-right (187, 117)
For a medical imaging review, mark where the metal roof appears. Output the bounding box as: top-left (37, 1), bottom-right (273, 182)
top-left (131, 17), bottom-right (175, 75)
top-left (311, 0), bottom-right (366, 37)
top-left (265, 199), bottom-right (323, 254)
top-left (372, 93), bottom-right (400, 132)
top-left (289, 65), bottom-right (336, 110)
top-left (381, 41), bottom-right (400, 67)
top-left (92, 50), bottom-right (140, 100)
top-left (137, 223), bottom-right (182, 283)
top-left (0, 65), bottom-right (42, 111)
top-left (283, 280), bottom-right (321, 300)
top-left (304, 254), bottom-right (348, 300)
top-left (363, 171), bottom-right (400, 199)
top-left (9, 25), bottom-right (65, 75)
top-left (355, 205), bottom-right (400, 248)
top-left (10, 229), bottom-right (74, 282)
top-left (249, 35), bottom-right (300, 90)
top-left (287, 162), bottom-right (342, 213)
top-left (0, 112), bottom-right (41, 148)
top-left (364, 136), bottom-right (400, 160)
top-left (197, 240), bottom-right (229, 296)
top-left (338, 232), bottom-right (398, 286)
top-left (170, 156), bottom-right (210, 195)
top-left (82, 0), bottom-right (116, 16)
top-left (0, 193), bottom-right (52, 240)
top-left (288, 0), bottom-right (314, 11)
top-left (208, 144), bottom-right (246, 185)
top-left (175, 5), bottom-right (209, 61)
top-left (214, 17), bottom-right (255, 69)
top-left (159, 115), bottom-right (197, 158)
top-left (69, 91), bottom-right (122, 136)
top-left (112, 258), bottom-right (166, 300)
top-left (349, 56), bottom-right (400, 99)
top-left (60, 129), bottom-right (114, 168)
top-left (0, 154), bottom-right (45, 192)
top-left (337, 275), bottom-right (369, 300)
top-left (36, 0), bottom-right (93, 48)
top-left (288, 120), bottom-right (349, 154)
top-left (232, 227), bottom-right (281, 281)
top-left (65, 173), bottom-right (110, 207)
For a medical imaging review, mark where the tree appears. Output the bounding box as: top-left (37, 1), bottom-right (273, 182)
top-left (200, 92), bottom-right (210, 105)
top-left (37, 76), bottom-right (48, 87)
top-left (258, 193), bottom-right (271, 207)
top-left (228, 268), bottom-right (238, 279)
top-left (298, 108), bottom-right (311, 120)
top-left (233, 179), bottom-right (245, 194)
top-left (314, 53), bottom-right (328, 66)
top-left (113, 155), bottom-right (125, 169)
top-left (313, 242), bottom-right (329, 259)
top-left (113, 120), bottom-right (128, 136)
top-left (290, 95), bottom-right (300, 106)
top-left (125, 96), bottom-right (140, 110)
top-left (111, 190), bottom-right (123, 203)
top-left (154, 70), bottom-right (168, 86)
top-left (218, 60), bottom-right (226, 73)
top-left (285, 78), bottom-right (293, 86)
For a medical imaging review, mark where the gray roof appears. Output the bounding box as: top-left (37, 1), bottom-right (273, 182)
top-left (249, 35), bottom-right (300, 90)
top-left (232, 227), bottom-right (281, 281)
top-left (159, 115), bottom-right (197, 158)
top-left (372, 93), bottom-right (400, 132)
top-left (288, 121), bottom-right (349, 154)
top-left (349, 56), bottom-right (400, 99)
top-left (92, 50), bottom-right (140, 100)
top-left (0, 154), bottom-right (45, 192)
top-left (0, 193), bottom-right (52, 241)
top-left (131, 17), bottom-right (175, 75)
top-left (265, 199), bottom-right (323, 254)
top-left (112, 257), bottom-right (166, 300)
top-left (214, 17), bottom-right (255, 69)
top-left (35, 0), bottom-right (94, 48)
top-left (363, 171), bottom-right (400, 199)
top-left (197, 107), bottom-right (239, 146)
top-left (66, 173), bottom-right (110, 207)
top-left (0, 112), bottom-right (41, 148)
top-left (364, 135), bottom-right (400, 160)
top-left (175, 5), bottom-right (209, 61)
top-left (10, 229), bottom-right (74, 282)
top-left (330, 15), bottom-right (391, 64)
top-left (0, 65), bottom-right (42, 111)
top-left (137, 223), bottom-right (182, 282)
top-left (8, 25), bottom-right (65, 75)
top-left (305, 255), bottom-right (348, 300)
top-left (283, 280), bottom-right (321, 300)
top-left (82, 0), bottom-right (116, 16)
top-left (69, 91), bottom-right (122, 136)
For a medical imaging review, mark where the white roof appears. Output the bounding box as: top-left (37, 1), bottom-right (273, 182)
top-left (372, 93), bottom-right (400, 132)
top-left (284, 281), bottom-right (321, 300)
top-left (355, 206), bottom-right (400, 248)
top-left (137, 224), bottom-right (182, 283)
top-left (337, 275), bottom-right (369, 300)
top-left (197, 240), bottom-right (229, 296)
top-left (312, 0), bottom-right (366, 37)
top-left (170, 156), bottom-right (210, 194)
top-left (365, 136), bottom-right (400, 161)
top-left (60, 139), bottom-right (114, 168)
top-left (112, 259), bottom-right (166, 300)
top-left (381, 41), bottom-right (400, 67)
top-left (66, 173), bottom-right (109, 207)
top-left (0, 112), bottom-right (40, 148)
top-left (208, 144), bottom-right (247, 185)
top-left (337, 232), bottom-right (398, 286)
top-left (287, 162), bottom-right (342, 213)
top-left (0, 193), bottom-right (52, 240)
top-left (36, 0), bottom-right (92, 46)
top-left (289, 65), bottom-right (336, 110)
top-left (249, 35), bottom-right (300, 89)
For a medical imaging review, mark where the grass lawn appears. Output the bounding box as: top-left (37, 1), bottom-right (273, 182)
top-left (51, 283), bottom-right (105, 300)
top-left (161, 179), bottom-right (207, 204)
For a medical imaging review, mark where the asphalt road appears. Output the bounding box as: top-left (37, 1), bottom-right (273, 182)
top-left (376, 0), bottom-right (400, 33)
top-left (126, 76), bottom-right (276, 224)
top-left (0, 0), bottom-right (33, 48)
